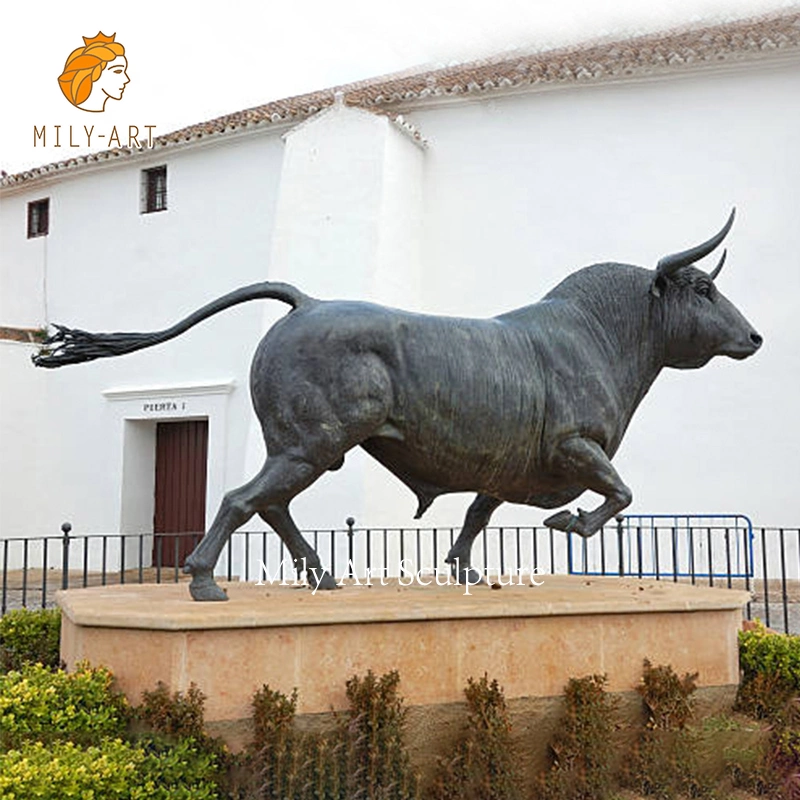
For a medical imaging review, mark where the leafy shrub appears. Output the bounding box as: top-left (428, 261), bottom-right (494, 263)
top-left (343, 669), bottom-right (418, 799)
top-left (630, 660), bottom-right (713, 800)
top-left (736, 670), bottom-right (796, 722)
top-left (732, 623), bottom-right (800, 798)
top-left (739, 619), bottom-right (800, 690)
top-left (252, 684), bottom-right (298, 756)
top-left (139, 680), bottom-right (207, 739)
top-left (0, 607), bottom-right (61, 671)
top-left (0, 660), bottom-right (128, 747)
top-left (541, 673), bottom-right (618, 800)
top-left (0, 737), bottom-right (220, 799)
top-left (250, 684), bottom-right (307, 800)
top-left (727, 719), bottom-right (800, 800)
top-left (431, 674), bottom-right (519, 800)
top-left (249, 671), bottom-right (417, 800)
top-left (638, 659), bottom-right (697, 731)
top-left (134, 679), bottom-right (231, 798)
top-left (737, 620), bottom-right (800, 725)
top-left (250, 683), bottom-right (346, 799)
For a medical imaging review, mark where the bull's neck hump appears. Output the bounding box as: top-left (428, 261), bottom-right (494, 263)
top-left (501, 263), bottom-right (666, 410)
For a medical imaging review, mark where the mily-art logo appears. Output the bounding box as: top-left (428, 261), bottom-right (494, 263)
top-left (33, 31), bottom-right (155, 151)
top-left (58, 32), bottom-right (129, 112)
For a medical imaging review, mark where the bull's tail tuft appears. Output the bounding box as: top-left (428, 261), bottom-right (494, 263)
top-left (32, 281), bottom-right (313, 368)
top-left (33, 325), bottom-right (167, 367)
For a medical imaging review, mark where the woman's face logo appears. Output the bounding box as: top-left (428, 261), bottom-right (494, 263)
top-left (96, 55), bottom-right (130, 101)
top-left (58, 32), bottom-right (130, 113)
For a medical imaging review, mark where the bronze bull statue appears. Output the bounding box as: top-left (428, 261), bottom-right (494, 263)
top-left (34, 210), bottom-right (761, 600)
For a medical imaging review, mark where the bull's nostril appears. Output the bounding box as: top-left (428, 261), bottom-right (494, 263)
top-left (750, 332), bottom-right (763, 348)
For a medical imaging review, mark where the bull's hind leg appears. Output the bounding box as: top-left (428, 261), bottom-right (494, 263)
top-left (445, 494), bottom-right (503, 585)
top-left (543, 437), bottom-right (632, 538)
top-left (259, 505), bottom-right (338, 590)
top-left (184, 455), bottom-right (329, 601)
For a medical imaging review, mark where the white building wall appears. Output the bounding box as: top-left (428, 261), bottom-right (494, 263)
top-left (1, 54), bottom-right (798, 577)
top-left (0, 342), bottom-right (51, 538)
top-left (267, 103), bottom-right (424, 305)
top-left (0, 194), bottom-right (48, 326)
top-left (0, 131), bottom-right (288, 561)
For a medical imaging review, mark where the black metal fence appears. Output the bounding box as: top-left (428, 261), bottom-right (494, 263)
top-left (2, 516), bottom-right (798, 634)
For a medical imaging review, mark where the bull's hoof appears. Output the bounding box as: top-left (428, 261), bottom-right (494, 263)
top-left (544, 510), bottom-right (597, 538)
top-left (188, 572), bottom-right (228, 602)
top-left (309, 569), bottom-right (340, 591)
top-left (450, 563), bottom-right (485, 587)
top-left (544, 510), bottom-right (580, 534)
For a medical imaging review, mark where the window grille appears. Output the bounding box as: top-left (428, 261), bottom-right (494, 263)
top-left (142, 166), bottom-right (167, 213)
top-left (27, 198), bottom-right (49, 237)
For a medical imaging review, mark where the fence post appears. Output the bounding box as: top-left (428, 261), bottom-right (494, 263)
top-left (346, 517), bottom-right (355, 578)
top-left (616, 515), bottom-right (625, 577)
top-left (61, 522), bottom-right (72, 590)
top-left (566, 532), bottom-right (573, 575)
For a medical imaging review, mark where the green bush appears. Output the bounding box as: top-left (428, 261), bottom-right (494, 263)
top-left (735, 670), bottom-right (796, 722)
top-left (630, 660), bottom-right (714, 800)
top-left (249, 672), bottom-right (418, 800)
top-left (541, 674), bottom-right (618, 800)
top-left (138, 680), bottom-right (208, 740)
top-left (739, 619), bottom-right (800, 690)
top-left (250, 684), bottom-right (310, 799)
top-left (134, 680), bottom-right (232, 797)
top-left (431, 674), bottom-right (520, 800)
top-left (252, 683), bottom-right (298, 756)
top-left (733, 623), bottom-right (800, 797)
top-left (638, 659), bottom-right (697, 731)
top-left (0, 737), bottom-right (220, 799)
top-left (0, 660), bottom-right (128, 747)
top-left (344, 669), bottom-right (418, 799)
top-left (0, 608), bottom-right (61, 671)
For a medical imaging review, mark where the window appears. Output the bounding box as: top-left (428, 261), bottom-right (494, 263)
top-left (27, 198), bottom-right (49, 238)
top-left (142, 166), bottom-right (167, 213)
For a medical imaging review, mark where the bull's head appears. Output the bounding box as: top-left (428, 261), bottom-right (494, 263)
top-left (650, 209), bottom-right (762, 369)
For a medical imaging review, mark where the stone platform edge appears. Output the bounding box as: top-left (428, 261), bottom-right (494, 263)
top-left (56, 575), bottom-right (752, 631)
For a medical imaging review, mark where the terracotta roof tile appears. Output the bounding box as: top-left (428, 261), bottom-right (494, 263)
top-left (3, 11), bottom-right (798, 188)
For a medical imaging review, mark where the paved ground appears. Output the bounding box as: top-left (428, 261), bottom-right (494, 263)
top-left (0, 567), bottom-right (188, 612)
top-left (748, 600), bottom-right (800, 635)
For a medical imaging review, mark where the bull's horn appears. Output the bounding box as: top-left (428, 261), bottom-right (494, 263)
top-left (709, 249), bottom-right (726, 281)
top-left (656, 208), bottom-right (736, 278)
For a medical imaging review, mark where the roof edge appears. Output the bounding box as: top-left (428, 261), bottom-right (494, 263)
top-left (3, 9), bottom-right (798, 190)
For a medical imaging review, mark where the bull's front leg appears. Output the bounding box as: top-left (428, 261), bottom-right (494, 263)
top-left (543, 437), bottom-right (632, 538)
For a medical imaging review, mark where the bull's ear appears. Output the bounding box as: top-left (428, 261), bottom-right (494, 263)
top-left (649, 274), bottom-right (666, 298)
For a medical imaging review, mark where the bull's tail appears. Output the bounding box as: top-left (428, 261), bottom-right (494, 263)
top-left (32, 281), bottom-right (313, 368)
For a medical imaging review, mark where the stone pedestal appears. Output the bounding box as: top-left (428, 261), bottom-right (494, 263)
top-left (57, 576), bottom-right (749, 763)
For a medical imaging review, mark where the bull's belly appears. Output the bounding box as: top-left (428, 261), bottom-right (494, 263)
top-left (360, 434), bottom-right (568, 507)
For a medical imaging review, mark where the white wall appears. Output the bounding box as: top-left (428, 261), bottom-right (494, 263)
top-left (0, 130), bottom-right (287, 562)
top-left (2, 55), bottom-right (798, 577)
top-left (268, 103), bottom-right (424, 305)
top-left (0, 194), bottom-right (48, 326)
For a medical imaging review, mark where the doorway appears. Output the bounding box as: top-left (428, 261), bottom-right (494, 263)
top-left (153, 419), bottom-right (208, 567)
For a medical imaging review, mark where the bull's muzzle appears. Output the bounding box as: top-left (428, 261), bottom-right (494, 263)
top-left (727, 330), bottom-right (763, 359)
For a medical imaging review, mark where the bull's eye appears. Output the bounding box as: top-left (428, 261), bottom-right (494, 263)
top-left (695, 281), bottom-right (712, 298)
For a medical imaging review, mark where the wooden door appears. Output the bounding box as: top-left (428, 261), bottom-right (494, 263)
top-left (153, 420), bottom-right (208, 567)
